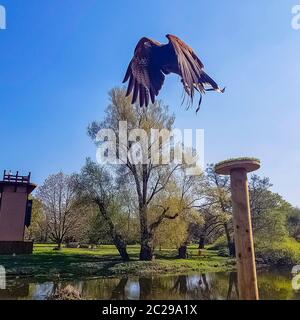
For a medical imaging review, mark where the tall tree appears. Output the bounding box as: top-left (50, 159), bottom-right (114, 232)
top-left (197, 208), bottom-right (227, 249)
top-left (203, 164), bottom-right (235, 256)
top-left (249, 174), bottom-right (291, 244)
top-left (25, 197), bottom-right (48, 242)
top-left (88, 88), bottom-right (198, 260)
top-left (173, 172), bottom-right (206, 258)
top-left (152, 173), bottom-right (205, 258)
top-left (74, 159), bottom-right (130, 261)
top-left (287, 208), bottom-right (300, 240)
top-left (37, 172), bottom-right (81, 249)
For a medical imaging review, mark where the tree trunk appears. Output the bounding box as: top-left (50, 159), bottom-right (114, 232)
top-left (198, 236), bottom-right (205, 249)
top-left (178, 245), bottom-right (188, 259)
top-left (140, 239), bottom-right (154, 261)
top-left (228, 241), bottom-right (235, 257)
top-left (113, 234), bottom-right (130, 261)
top-left (224, 223), bottom-right (235, 256)
top-left (97, 200), bottom-right (130, 261)
top-left (139, 205), bottom-right (154, 261)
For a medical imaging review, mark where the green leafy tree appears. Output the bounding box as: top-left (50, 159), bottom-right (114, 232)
top-left (88, 88), bottom-right (193, 261)
top-left (249, 174), bottom-right (291, 244)
top-left (203, 164), bottom-right (235, 255)
top-left (74, 159), bottom-right (130, 261)
top-left (25, 197), bottom-right (48, 242)
top-left (287, 208), bottom-right (300, 240)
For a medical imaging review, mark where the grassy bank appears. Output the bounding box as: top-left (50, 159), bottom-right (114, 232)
top-left (210, 236), bottom-right (300, 266)
top-left (256, 238), bottom-right (300, 266)
top-left (0, 244), bottom-right (234, 280)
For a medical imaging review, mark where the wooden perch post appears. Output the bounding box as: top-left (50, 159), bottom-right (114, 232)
top-left (215, 157), bottom-right (260, 300)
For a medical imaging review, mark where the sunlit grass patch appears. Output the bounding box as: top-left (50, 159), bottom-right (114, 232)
top-left (0, 244), bottom-right (234, 280)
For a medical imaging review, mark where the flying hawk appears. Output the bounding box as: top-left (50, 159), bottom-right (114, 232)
top-left (123, 34), bottom-right (225, 112)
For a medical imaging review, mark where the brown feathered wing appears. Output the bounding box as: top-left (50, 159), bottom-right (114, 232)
top-left (123, 38), bottom-right (165, 107)
top-left (166, 34), bottom-right (205, 101)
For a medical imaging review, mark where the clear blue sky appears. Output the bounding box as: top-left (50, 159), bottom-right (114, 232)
top-left (0, 0), bottom-right (299, 206)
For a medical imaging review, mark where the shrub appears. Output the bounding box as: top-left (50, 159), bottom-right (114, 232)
top-left (256, 238), bottom-right (300, 266)
top-left (218, 248), bottom-right (230, 257)
top-left (208, 236), bottom-right (227, 251)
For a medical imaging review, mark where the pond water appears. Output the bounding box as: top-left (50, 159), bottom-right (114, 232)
top-left (1, 269), bottom-right (300, 300)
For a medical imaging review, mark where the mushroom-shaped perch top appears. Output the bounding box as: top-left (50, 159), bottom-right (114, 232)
top-left (214, 157), bottom-right (261, 176)
top-left (214, 157), bottom-right (261, 300)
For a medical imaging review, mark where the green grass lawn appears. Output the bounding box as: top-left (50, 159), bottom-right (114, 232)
top-left (0, 244), bottom-right (235, 280)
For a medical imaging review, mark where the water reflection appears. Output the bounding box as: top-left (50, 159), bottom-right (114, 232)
top-left (1, 270), bottom-right (300, 300)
